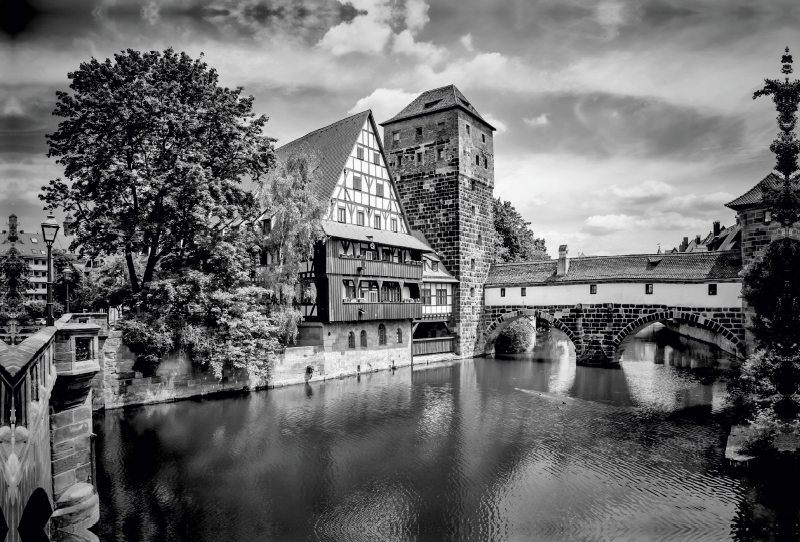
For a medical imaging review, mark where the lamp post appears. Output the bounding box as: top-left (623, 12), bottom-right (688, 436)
top-left (63, 266), bottom-right (73, 314)
top-left (41, 214), bottom-right (60, 326)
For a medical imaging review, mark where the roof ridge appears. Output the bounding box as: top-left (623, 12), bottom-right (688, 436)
top-left (490, 250), bottom-right (737, 266)
top-left (276, 110), bottom-right (369, 150)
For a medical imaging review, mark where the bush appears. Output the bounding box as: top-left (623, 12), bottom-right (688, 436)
top-left (118, 317), bottom-right (174, 374)
top-left (496, 318), bottom-right (535, 354)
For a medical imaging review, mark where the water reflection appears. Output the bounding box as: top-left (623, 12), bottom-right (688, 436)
top-left (95, 328), bottom-right (796, 541)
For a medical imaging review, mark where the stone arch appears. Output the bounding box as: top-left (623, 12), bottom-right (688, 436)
top-left (611, 310), bottom-right (744, 359)
top-left (481, 309), bottom-right (578, 355)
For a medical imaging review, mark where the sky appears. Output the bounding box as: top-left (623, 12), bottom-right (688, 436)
top-left (1, 0), bottom-right (798, 256)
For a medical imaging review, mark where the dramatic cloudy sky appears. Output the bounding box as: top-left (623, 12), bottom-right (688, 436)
top-left (1, 0), bottom-right (798, 255)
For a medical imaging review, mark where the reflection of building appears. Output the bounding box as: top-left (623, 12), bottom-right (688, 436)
top-left (0, 213), bottom-right (78, 302)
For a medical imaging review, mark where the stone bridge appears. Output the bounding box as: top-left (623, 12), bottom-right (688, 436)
top-left (479, 303), bottom-right (746, 363)
top-left (0, 313), bottom-right (105, 541)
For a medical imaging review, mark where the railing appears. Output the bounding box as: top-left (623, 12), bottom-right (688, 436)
top-left (328, 256), bottom-right (424, 279)
top-left (329, 301), bottom-right (422, 321)
top-left (412, 337), bottom-right (455, 356)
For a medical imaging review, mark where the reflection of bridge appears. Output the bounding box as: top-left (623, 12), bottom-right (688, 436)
top-left (479, 249), bottom-right (745, 363)
top-left (0, 314), bottom-right (104, 541)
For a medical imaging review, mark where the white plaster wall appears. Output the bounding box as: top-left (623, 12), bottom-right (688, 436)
top-left (485, 282), bottom-right (742, 308)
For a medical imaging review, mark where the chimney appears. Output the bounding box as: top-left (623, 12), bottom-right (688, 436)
top-left (713, 221), bottom-right (721, 237)
top-left (7, 214), bottom-right (18, 242)
top-left (695, 235), bottom-right (701, 244)
top-left (680, 237), bottom-right (688, 252)
top-left (557, 245), bottom-right (569, 276)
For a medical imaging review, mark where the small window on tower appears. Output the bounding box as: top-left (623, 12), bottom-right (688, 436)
top-left (471, 180), bottom-right (476, 191)
top-left (415, 127), bottom-right (423, 138)
top-left (437, 121), bottom-right (445, 132)
top-left (437, 148), bottom-right (443, 160)
top-left (471, 205), bottom-right (476, 215)
top-left (416, 152), bottom-right (422, 164)
top-left (476, 154), bottom-right (480, 166)
top-left (466, 124), bottom-right (471, 135)
top-left (392, 131), bottom-right (400, 142)
top-left (482, 133), bottom-right (486, 143)
top-left (470, 258), bottom-right (475, 270)
top-left (470, 287), bottom-right (475, 297)
top-left (397, 154), bottom-right (402, 166)
top-left (484, 156), bottom-right (488, 168)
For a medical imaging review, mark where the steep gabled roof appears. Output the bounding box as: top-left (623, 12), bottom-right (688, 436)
top-left (725, 172), bottom-right (788, 211)
top-left (275, 110), bottom-right (372, 203)
top-left (379, 84), bottom-right (495, 130)
top-left (485, 251), bottom-right (742, 287)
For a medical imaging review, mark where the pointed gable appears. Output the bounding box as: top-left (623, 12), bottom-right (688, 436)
top-left (275, 111), bottom-right (371, 203)
top-left (380, 84), bottom-right (495, 130)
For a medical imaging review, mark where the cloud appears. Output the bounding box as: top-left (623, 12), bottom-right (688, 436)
top-left (595, 0), bottom-right (641, 39)
top-left (392, 30), bottom-right (448, 63)
top-left (524, 114), bottom-right (549, 127)
top-left (404, 0), bottom-right (430, 33)
top-left (317, 0), bottom-right (393, 56)
top-left (460, 33), bottom-right (473, 51)
top-left (483, 114), bottom-right (507, 133)
top-left (667, 191), bottom-right (735, 211)
top-left (349, 88), bottom-right (421, 123)
top-left (583, 211), bottom-right (707, 235)
top-left (599, 179), bottom-right (677, 203)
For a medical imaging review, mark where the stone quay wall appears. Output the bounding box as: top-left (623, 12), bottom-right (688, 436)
top-left (92, 320), bottom-right (413, 411)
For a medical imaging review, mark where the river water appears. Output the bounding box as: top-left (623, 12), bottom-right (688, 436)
top-left (93, 326), bottom-right (799, 541)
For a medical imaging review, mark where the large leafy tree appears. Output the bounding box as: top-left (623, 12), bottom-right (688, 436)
top-left (0, 246), bottom-right (33, 315)
top-left (493, 198), bottom-right (548, 262)
top-left (41, 48), bottom-right (275, 294)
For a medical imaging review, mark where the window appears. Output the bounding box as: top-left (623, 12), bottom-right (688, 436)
top-left (262, 218), bottom-right (272, 234)
top-left (590, 284), bottom-right (597, 294)
top-left (521, 287), bottom-right (526, 297)
top-left (397, 154), bottom-right (402, 166)
top-left (471, 180), bottom-right (476, 191)
top-left (373, 152), bottom-right (380, 165)
top-left (500, 288), bottom-right (505, 297)
top-left (437, 121), bottom-right (445, 132)
top-left (415, 127), bottom-right (423, 139)
top-left (374, 215), bottom-right (382, 229)
top-left (708, 284), bottom-right (717, 295)
top-left (360, 330), bottom-right (367, 347)
top-left (397, 328), bottom-right (403, 343)
top-left (382, 249), bottom-right (391, 262)
top-left (436, 288), bottom-right (447, 305)
top-left (392, 131), bottom-right (400, 142)
top-left (422, 287), bottom-right (432, 305)
top-left (478, 233), bottom-right (482, 245)
top-left (431, 261), bottom-right (438, 271)
top-left (353, 175), bottom-right (362, 191)
top-left (466, 124), bottom-right (470, 135)
top-left (484, 156), bottom-right (488, 168)
top-left (348, 332), bottom-right (355, 348)
top-left (470, 258), bottom-right (475, 270)
top-left (471, 205), bottom-right (476, 215)
top-left (357, 211), bottom-right (365, 226)
top-left (379, 324), bottom-right (387, 345)
top-left (357, 146), bottom-right (364, 160)
top-left (437, 148), bottom-right (443, 160)
top-left (338, 207), bottom-right (346, 223)
top-left (391, 218), bottom-right (398, 232)
top-left (645, 283), bottom-right (653, 295)
top-left (416, 152), bottom-right (422, 164)
top-left (376, 183), bottom-right (384, 197)
top-left (476, 154), bottom-right (480, 166)
top-left (482, 133), bottom-right (486, 143)
top-left (470, 287), bottom-right (475, 297)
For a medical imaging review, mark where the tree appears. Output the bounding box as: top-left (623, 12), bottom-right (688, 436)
top-left (0, 245), bottom-right (33, 315)
top-left (754, 47), bottom-right (800, 225)
top-left (496, 318), bottom-right (535, 354)
top-left (41, 48), bottom-right (276, 296)
top-left (493, 198), bottom-right (548, 262)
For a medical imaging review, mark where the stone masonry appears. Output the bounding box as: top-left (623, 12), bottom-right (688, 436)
top-left (480, 304), bottom-right (746, 363)
top-left (383, 99), bottom-right (495, 358)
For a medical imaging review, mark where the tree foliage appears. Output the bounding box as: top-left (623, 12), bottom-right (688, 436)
top-left (493, 198), bottom-right (548, 262)
top-left (496, 318), bottom-right (535, 354)
top-left (754, 47), bottom-right (800, 225)
top-left (0, 246), bottom-right (33, 314)
top-left (41, 48), bottom-right (276, 295)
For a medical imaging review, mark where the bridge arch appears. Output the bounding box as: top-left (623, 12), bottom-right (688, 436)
top-left (611, 310), bottom-right (744, 360)
top-left (481, 309), bottom-right (578, 355)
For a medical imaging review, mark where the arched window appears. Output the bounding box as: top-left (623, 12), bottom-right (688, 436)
top-left (360, 330), bottom-right (367, 347)
top-left (348, 332), bottom-right (355, 348)
top-left (397, 328), bottom-right (403, 343)
top-left (379, 324), bottom-right (387, 345)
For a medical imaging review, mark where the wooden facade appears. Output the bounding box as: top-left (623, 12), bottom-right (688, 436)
top-left (412, 337), bottom-right (455, 356)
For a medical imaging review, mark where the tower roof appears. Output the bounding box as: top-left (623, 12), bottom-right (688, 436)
top-left (274, 110), bottom-right (372, 203)
top-left (380, 84), bottom-right (495, 130)
top-left (725, 172), bottom-right (800, 211)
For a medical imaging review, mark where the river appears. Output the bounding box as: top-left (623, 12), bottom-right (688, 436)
top-left (93, 325), bottom-right (799, 541)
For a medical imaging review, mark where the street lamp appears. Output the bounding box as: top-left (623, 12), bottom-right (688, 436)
top-left (63, 266), bottom-right (73, 314)
top-left (41, 214), bottom-right (60, 326)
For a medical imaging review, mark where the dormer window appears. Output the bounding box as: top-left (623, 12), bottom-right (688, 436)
top-left (424, 99), bottom-right (441, 109)
top-left (432, 262), bottom-right (438, 272)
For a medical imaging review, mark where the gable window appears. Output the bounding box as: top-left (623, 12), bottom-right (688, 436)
top-left (431, 261), bottom-right (438, 272)
top-left (645, 283), bottom-right (653, 295)
top-left (590, 284), bottom-right (597, 294)
top-left (708, 284), bottom-right (717, 295)
top-left (379, 324), bottom-right (387, 345)
top-left (357, 146), bottom-right (364, 160)
top-left (521, 287), bottom-right (527, 297)
top-left (466, 124), bottom-right (470, 135)
top-left (482, 133), bottom-right (486, 143)
top-left (360, 330), bottom-right (367, 347)
top-left (348, 332), bottom-right (355, 349)
top-left (353, 175), bottom-right (362, 191)
top-left (357, 211), bottom-right (365, 226)
top-left (374, 215), bottom-right (382, 230)
top-left (391, 218), bottom-right (398, 232)
top-left (415, 127), bottom-right (423, 139)
top-left (376, 183), bottom-right (384, 197)
top-left (337, 207), bottom-right (346, 223)
top-left (373, 152), bottom-right (380, 165)
top-left (500, 288), bottom-right (505, 297)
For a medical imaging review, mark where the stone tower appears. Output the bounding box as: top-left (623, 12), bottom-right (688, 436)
top-left (381, 85), bottom-right (495, 358)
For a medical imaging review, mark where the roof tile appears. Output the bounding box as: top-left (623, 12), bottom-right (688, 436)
top-left (380, 85), bottom-right (494, 129)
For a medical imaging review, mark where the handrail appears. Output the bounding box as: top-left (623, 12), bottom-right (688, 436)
top-left (413, 336), bottom-right (455, 342)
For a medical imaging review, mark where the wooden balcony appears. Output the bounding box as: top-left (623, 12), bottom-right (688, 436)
top-left (328, 300), bottom-right (422, 322)
top-left (327, 256), bottom-right (423, 280)
top-left (412, 337), bottom-right (455, 356)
